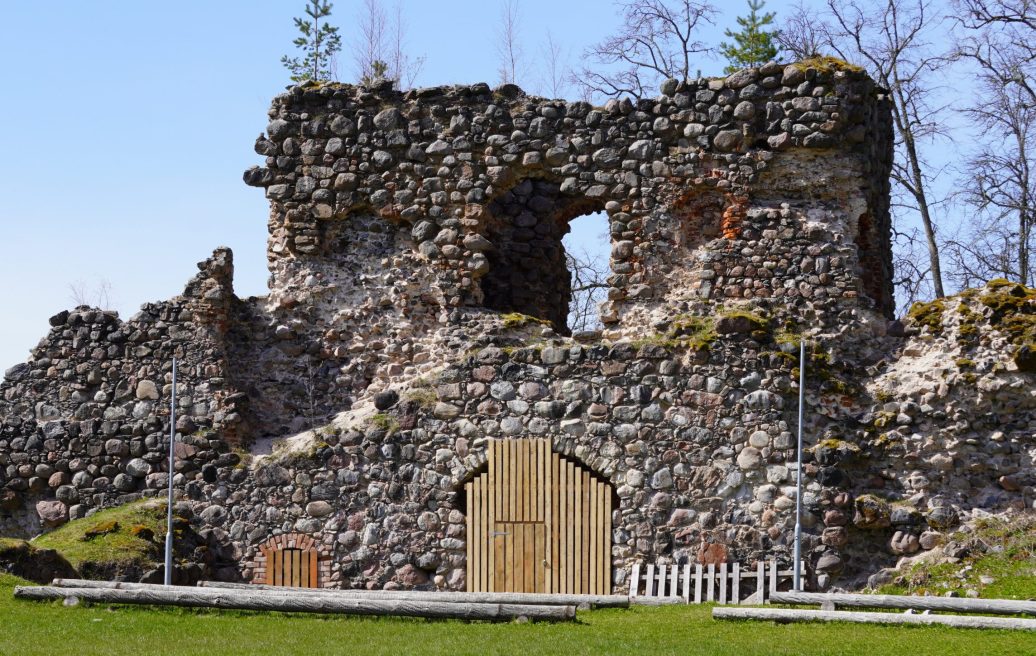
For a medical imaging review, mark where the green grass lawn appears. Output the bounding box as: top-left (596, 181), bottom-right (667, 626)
top-left (1, 574), bottom-right (1033, 656)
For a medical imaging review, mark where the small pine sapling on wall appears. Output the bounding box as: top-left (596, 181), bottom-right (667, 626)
top-left (719, 0), bottom-right (781, 74)
top-left (281, 0), bottom-right (342, 82)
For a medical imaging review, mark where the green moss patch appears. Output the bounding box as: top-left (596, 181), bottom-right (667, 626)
top-left (978, 279), bottom-right (1036, 371)
top-left (667, 314), bottom-right (717, 350)
top-left (789, 56), bottom-right (865, 74)
top-left (500, 312), bottom-right (552, 330)
top-left (906, 298), bottom-right (946, 333)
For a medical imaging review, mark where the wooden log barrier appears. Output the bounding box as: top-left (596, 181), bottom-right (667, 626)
top-left (769, 591), bottom-right (1036, 616)
top-left (16, 585), bottom-right (576, 622)
top-left (51, 579), bottom-right (627, 609)
top-left (713, 606), bottom-right (1036, 632)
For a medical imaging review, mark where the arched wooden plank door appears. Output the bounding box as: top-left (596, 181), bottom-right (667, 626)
top-left (465, 438), bottom-right (613, 594)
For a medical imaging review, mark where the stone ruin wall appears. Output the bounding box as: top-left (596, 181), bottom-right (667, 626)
top-left (1, 61), bottom-right (1033, 591)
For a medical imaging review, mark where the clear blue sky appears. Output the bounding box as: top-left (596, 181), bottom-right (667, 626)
top-left (0, 0), bottom-right (898, 372)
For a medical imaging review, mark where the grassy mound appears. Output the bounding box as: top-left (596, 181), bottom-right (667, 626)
top-left (30, 499), bottom-right (170, 576)
top-left (879, 513), bottom-right (1036, 600)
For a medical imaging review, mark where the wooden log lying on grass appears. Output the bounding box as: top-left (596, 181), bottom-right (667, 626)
top-left (16, 585), bottom-right (576, 622)
top-left (52, 579), bottom-right (628, 609)
top-left (769, 591), bottom-right (1036, 616)
top-left (713, 606), bottom-right (1036, 631)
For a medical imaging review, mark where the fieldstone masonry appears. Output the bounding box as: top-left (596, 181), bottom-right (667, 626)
top-left (1, 60), bottom-right (1032, 592)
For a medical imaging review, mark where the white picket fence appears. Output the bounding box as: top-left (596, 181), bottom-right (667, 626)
top-left (628, 560), bottom-right (805, 605)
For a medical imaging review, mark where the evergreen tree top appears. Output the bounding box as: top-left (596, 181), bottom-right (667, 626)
top-left (719, 0), bottom-right (781, 75)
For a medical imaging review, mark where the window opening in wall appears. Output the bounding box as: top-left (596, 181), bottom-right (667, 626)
top-left (480, 180), bottom-right (610, 336)
top-left (563, 212), bottom-right (610, 333)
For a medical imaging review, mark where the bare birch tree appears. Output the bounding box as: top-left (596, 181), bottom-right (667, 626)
top-left (354, 0), bottom-right (423, 88)
top-left (952, 0), bottom-right (1036, 285)
top-left (575, 0), bottom-right (717, 101)
top-left (497, 0), bottom-right (525, 85)
top-left (823, 0), bottom-right (951, 301)
top-left (354, 0), bottom-right (387, 85)
top-left (540, 30), bottom-right (569, 98)
top-left (388, 1), bottom-right (424, 89)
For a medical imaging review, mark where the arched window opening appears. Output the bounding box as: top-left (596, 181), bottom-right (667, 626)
top-left (480, 179), bottom-right (609, 335)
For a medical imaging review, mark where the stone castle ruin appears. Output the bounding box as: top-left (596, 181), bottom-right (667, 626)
top-left (2, 60), bottom-right (1033, 591)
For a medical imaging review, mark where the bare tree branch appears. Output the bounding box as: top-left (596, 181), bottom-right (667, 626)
top-left (566, 244), bottom-right (609, 333)
top-left (775, 1), bottom-right (826, 59)
top-left (575, 0), bottom-right (717, 101)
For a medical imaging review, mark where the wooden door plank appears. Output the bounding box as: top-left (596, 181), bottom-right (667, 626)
top-left (474, 475), bottom-right (482, 592)
top-left (573, 463), bottom-right (582, 595)
top-left (291, 550), bottom-right (301, 587)
top-left (518, 439), bottom-right (527, 522)
top-left (582, 470), bottom-right (590, 595)
top-left (278, 550), bottom-right (286, 587)
top-left (300, 551), bottom-right (309, 588)
top-left (551, 449), bottom-right (559, 592)
top-left (561, 460), bottom-right (571, 594)
top-left (524, 522), bottom-right (535, 593)
top-left (539, 440), bottom-right (546, 521)
top-left (507, 441), bottom-right (515, 521)
top-left (596, 481), bottom-right (605, 595)
top-left (503, 523), bottom-right (512, 594)
top-left (545, 449), bottom-right (554, 594)
top-left (465, 481), bottom-right (474, 592)
top-left (271, 550), bottom-right (279, 586)
top-left (509, 523), bottom-right (519, 593)
top-left (536, 523), bottom-right (546, 593)
top-left (604, 483), bottom-right (612, 594)
top-left (489, 473), bottom-right (499, 593)
top-left (482, 475), bottom-right (491, 591)
top-left (492, 441), bottom-right (501, 526)
top-left (309, 550), bottom-right (318, 588)
top-left (497, 524), bottom-right (505, 592)
top-left (592, 476), bottom-right (600, 592)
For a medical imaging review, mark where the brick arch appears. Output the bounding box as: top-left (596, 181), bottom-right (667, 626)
top-left (250, 531), bottom-right (333, 588)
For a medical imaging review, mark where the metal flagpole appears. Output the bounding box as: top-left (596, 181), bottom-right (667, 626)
top-left (793, 339), bottom-right (805, 591)
top-left (164, 357), bottom-right (177, 586)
